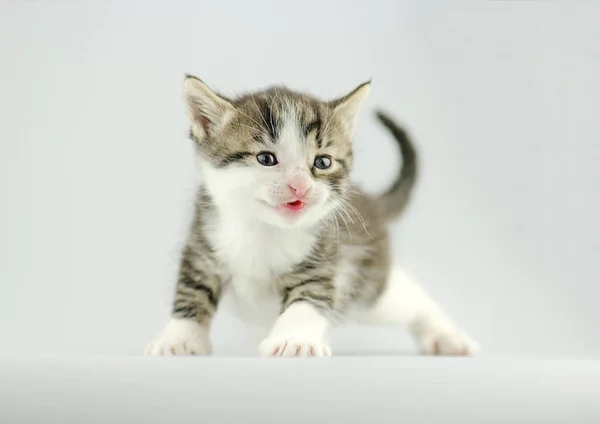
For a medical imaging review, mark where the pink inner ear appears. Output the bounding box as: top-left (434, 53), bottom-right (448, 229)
top-left (199, 114), bottom-right (211, 136)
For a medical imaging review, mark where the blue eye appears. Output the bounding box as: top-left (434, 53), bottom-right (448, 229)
top-left (257, 152), bottom-right (278, 166)
top-left (314, 156), bottom-right (331, 169)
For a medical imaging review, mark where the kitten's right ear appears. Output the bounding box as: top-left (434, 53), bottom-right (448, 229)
top-left (183, 74), bottom-right (234, 139)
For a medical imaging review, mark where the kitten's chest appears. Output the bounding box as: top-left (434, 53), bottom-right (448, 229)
top-left (209, 221), bottom-right (315, 278)
top-left (206, 222), bottom-right (316, 325)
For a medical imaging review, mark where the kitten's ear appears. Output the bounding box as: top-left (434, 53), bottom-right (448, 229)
top-left (328, 80), bottom-right (371, 135)
top-left (183, 74), bottom-right (234, 139)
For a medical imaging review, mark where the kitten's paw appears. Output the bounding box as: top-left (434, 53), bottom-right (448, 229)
top-left (418, 328), bottom-right (480, 356)
top-left (259, 337), bottom-right (332, 357)
top-left (145, 318), bottom-right (211, 356)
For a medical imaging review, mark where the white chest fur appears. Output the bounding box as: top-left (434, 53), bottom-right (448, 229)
top-left (205, 212), bottom-right (317, 326)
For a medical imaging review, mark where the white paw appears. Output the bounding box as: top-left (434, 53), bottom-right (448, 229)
top-left (145, 318), bottom-right (212, 356)
top-left (418, 328), bottom-right (480, 356)
top-left (259, 337), bottom-right (332, 357)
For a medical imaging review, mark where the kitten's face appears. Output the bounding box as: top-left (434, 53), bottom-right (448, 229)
top-left (184, 78), bottom-right (369, 228)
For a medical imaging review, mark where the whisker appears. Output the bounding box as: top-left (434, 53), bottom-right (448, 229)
top-left (321, 109), bottom-right (336, 146)
top-left (250, 93), bottom-right (270, 129)
top-left (334, 207), bottom-right (352, 240)
top-left (334, 202), bottom-right (355, 225)
top-left (230, 121), bottom-right (266, 135)
top-left (267, 90), bottom-right (280, 136)
top-left (330, 212), bottom-right (340, 247)
top-left (337, 196), bottom-right (372, 239)
top-left (321, 125), bottom-right (343, 144)
top-left (344, 188), bottom-right (364, 196)
top-left (234, 106), bottom-right (268, 133)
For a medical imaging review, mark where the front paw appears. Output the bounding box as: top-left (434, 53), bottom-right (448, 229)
top-left (417, 328), bottom-right (480, 356)
top-left (145, 318), bottom-right (212, 356)
top-left (259, 337), bottom-right (332, 357)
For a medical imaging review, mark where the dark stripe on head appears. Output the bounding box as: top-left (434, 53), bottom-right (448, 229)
top-left (261, 102), bottom-right (278, 141)
top-left (304, 118), bottom-right (321, 140)
top-left (219, 151), bottom-right (253, 167)
top-left (316, 124), bottom-right (323, 148)
top-left (336, 158), bottom-right (348, 173)
top-left (307, 107), bottom-right (323, 147)
top-left (304, 120), bottom-right (320, 136)
top-left (252, 133), bottom-right (268, 146)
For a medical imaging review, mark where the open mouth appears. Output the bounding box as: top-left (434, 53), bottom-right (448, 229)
top-left (285, 200), bottom-right (305, 211)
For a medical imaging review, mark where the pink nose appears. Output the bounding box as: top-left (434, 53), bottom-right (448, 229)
top-left (288, 181), bottom-right (310, 198)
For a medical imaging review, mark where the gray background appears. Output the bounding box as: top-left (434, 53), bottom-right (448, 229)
top-left (0, 0), bottom-right (598, 358)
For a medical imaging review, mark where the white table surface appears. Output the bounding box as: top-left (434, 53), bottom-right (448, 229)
top-left (1, 356), bottom-right (598, 423)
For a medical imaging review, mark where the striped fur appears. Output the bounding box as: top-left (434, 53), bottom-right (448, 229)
top-left (145, 75), bottom-right (461, 357)
top-left (171, 76), bottom-right (417, 326)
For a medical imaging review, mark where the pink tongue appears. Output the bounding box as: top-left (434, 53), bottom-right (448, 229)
top-left (287, 200), bottom-right (304, 209)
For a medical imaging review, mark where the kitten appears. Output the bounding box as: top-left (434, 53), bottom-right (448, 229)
top-left (145, 75), bottom-right (480, 357)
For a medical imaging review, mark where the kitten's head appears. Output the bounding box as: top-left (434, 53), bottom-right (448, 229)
top-left (184, 75), bottom-right (370, 228)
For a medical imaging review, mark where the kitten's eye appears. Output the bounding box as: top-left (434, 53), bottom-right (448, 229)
top-left (256, 152), bottom-right (278, 166)
top-left (313, 155), bottom-right (332, 170)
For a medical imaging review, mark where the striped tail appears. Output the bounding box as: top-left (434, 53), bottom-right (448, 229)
top-left (374, 110), bottom-right (418, 222)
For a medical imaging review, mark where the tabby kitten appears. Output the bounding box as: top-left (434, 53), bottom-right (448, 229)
top-left (145, 75), bottom-right (480, 357)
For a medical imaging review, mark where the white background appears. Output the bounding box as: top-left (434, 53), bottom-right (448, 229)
top-left (0, 0), bottom-right (598, 358)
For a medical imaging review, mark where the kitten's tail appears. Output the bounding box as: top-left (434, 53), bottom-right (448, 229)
top-left (374, 110), bottom-right (418, 223)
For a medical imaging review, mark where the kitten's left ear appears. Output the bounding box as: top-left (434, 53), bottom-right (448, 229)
top-left (183, 74), bottom-right (234, 140)
top-left (328, 80), bottom-right (371, 135)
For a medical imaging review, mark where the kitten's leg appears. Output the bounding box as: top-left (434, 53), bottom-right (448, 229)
top-left (145, 246), bottom-right (223, 356)
top-left (259, 274), bottom-right (335, 357)
top-left (362, 266), bottom-right (480, 356)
